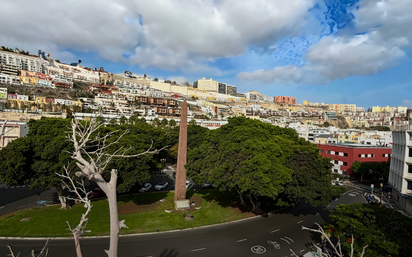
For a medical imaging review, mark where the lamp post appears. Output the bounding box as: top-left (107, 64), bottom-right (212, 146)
top-left (369, 169), bottom-right (384, 204)
top-left (160, 158), bottom-right (166, 170)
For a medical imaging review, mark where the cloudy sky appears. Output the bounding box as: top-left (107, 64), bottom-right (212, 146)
top-left (1, 0), bottom-right (411, 108)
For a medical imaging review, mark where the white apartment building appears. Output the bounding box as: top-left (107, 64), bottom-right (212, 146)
top-left (388, 127), bottom-right (412, 214)
top-left (0, 50), bottom-right (43, 75)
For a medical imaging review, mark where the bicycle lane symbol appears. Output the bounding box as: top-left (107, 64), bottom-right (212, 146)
top-left (268, 240), bottom-right (281, 249)
top-left (251, 245), bottom-right (266, 254)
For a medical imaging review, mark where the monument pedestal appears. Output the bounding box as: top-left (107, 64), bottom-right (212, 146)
top-left (175, 199), bottom-right (190, 210)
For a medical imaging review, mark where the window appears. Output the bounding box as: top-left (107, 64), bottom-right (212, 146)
top-left (409, 148), bottom-right (412, 158)
top-left (319, 149), bottom-right (324, 153)
top-left (409, 165), bottom-right (412, 174)
top-left (334, 160), bottom-right (339, 164)
top-left (326, 150), bottom-right (331, 154)
top-left (335, 152), bottom-right (339, 155)
top-left (343, 162), bottom-right (348, 166)
top-left (408, 181), bottom-right (412, 190)
top-left (344, 153), bottom-right (348, 157)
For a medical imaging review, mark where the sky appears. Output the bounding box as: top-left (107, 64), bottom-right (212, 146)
top-left (0, 0), bottom-right (411, 108)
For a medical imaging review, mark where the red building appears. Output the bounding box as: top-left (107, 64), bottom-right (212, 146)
top-left (317, 144), bottom-right (391, 176)
top-left (275, 96), bottom-right (296, 104)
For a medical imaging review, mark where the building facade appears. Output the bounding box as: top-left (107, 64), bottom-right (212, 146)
top-left (275, 96), bottom-right (296, 104)
top-left (388, 129), bottom-right (412, 214)
top-left (317, 144), bottom-right (391, 176)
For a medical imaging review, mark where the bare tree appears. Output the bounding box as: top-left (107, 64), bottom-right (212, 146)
top-left (57, 166), bottom-right (92, 257)
top-left (67, 119), bottom-right (166, 257)
top-left (301, 222), bottom-right (368, 257)
top-left (7, 239), bottom-right (49, 257)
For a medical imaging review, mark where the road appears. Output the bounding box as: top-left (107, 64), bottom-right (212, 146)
top-left (0, 183), bottom-right (53, 217)
top-left (0, 187), bottom-right (366, 257)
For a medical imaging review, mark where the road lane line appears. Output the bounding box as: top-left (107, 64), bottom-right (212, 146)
top-left (300, 250), bottom-right (305, 253)
top-left (297, 220), bottom-right (303, 224)
top-left (271, 229), bottom-right (280, 233)
top-left (237, 239), bottom-right (247, 242)
top-left (280, 238), bottom-right (290, 244)
top-left (327, 205), bottom-right (330, 208)
top-left (191, 248), bottom-right (206, 252)
top-left (284, 236), bottom-right (294, 243)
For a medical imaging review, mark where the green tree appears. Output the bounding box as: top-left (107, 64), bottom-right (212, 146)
top-left (0, 118), bottom-right (73, 208)
top-left (109, 118), bottom-right (117, 125)
top-left (119, 115), bottom-right (128, 125)
top-left (169, 119), bottom-right (176, 127)
top-left (328, 203), bottom-right (412, 257)
top-left (187, 117), bottom-right (336, 213)
top-left (152, 117), bottom-right (161, 127)
top-left (351, 160), bottom-right (365, 180)
top-left (187, 117), bottom-right (291, 213)
top-left (161, 118), bottom-right (168, 127)
top-left (276, 142), bottom-right (342, 207)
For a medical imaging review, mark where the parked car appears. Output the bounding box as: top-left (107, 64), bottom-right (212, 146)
top-left (204, 181), bottom-right (211, 187)
top-left (186, 180), bottom-right (192, 189)
top-left (154, 181), bottom-right (169, 191)
top-left (331, 180), bottom-right (336, 186)
top-left (337, 181), bottom-right (344, 186)
top-left (139, 183), bottom-right (152, 192)
top-left (90, 187), bottom-right (105, 198)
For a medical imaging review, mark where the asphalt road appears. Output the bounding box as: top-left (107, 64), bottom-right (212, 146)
top-left (0, 183), bottom-right (52, 216)
top-left (0, 187), bottom-right (366, 257)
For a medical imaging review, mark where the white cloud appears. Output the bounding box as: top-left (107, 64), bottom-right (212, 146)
top-left (402, 99), bottom-right (412, 108)
top-left (238, 0), bottom-right (412, 85)
top-left (0, 0), bottom-right (314, 72)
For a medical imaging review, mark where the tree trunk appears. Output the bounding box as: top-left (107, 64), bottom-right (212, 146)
top-left (248, 194), bottom-right (262, 214)
top-left (73, 231), bottom-right (83, 257)
top-left (55, 184), bottom-right (68, 209)
top-left (236, 189), bottom-right (246, 206)
top-left (97, 169), bottom-right (125, 257)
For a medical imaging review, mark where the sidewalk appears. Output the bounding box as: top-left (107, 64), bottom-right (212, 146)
top-left (347, 181), bottom-right (411, 218)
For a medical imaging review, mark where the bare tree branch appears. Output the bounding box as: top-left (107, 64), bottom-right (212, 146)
top-left (64, 118), bottom-right (167, 257)
top-left (302, 223), bottom-right (368, 257)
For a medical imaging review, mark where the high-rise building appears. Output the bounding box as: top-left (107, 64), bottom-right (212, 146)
top-left (388, 125), bottom-right (412, 214)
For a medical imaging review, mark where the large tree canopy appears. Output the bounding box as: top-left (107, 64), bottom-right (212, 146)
top-left (0, 118), bottom-right (171, 195)
top-left (328, 203), bottom-right (412, 257)
top-left (186, 117), bottom-right (336, 213)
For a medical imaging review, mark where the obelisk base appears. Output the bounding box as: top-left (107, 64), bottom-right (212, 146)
top-left (175, 200), bottom-right (190, 210)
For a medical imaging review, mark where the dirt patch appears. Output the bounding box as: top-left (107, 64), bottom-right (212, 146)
top-left (118, 200), bottom-right (164, 215)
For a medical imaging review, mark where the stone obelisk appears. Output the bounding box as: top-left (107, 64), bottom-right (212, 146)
top-left (174, 100), bottom-right (190, 209)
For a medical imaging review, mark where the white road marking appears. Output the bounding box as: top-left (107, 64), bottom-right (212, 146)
top-left (327, 205), bottom-right (330, 208)
top-left (271, 229), bottom-right (280, 233)
top-left (280, 238), bottom-right (290, 244)
top-left (237, 239), bottom-right (247, 242)
top-left (334, 198), bottom-right (338, 201)
top-left (284, 236), bottom-right (294, 243)
top-left (315, 212), bottom-right (319, 215)
top-left (16, 186), bottom-right (20, 188)
top-left (11, 186), bottom-right (14, 188)
top-left (300, 250), bottom-right (305, 252)
top-left (191, 248), bottom-right (206, 252)
top-left (297, 220), bottom-right (303, 224)
top-left (0, 206), bottom-right (4, 209)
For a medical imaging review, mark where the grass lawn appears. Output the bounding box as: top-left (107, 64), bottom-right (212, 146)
top-left (0, 189), bottom-right (255, 237)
